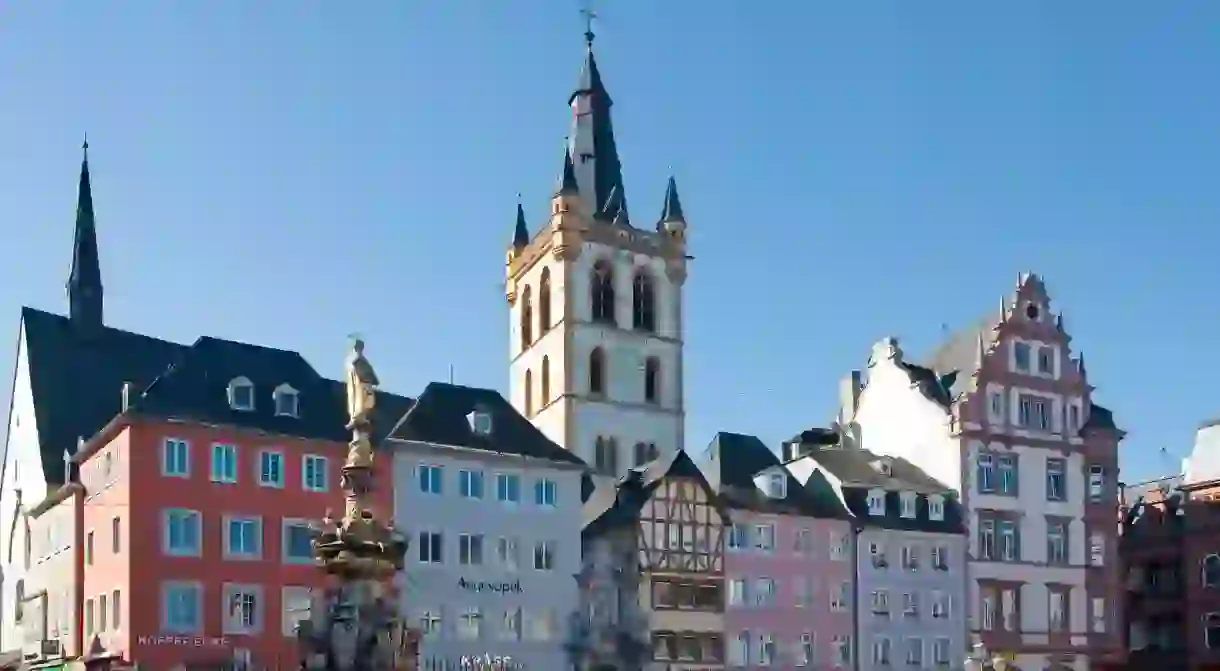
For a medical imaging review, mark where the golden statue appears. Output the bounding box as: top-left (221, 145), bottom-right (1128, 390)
top-left (346, 338), bottom-right (380, 430)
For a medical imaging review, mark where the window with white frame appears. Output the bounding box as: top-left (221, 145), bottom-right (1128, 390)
top-left (928, 495), bottom-right (944, 521)
top-left (458, 608), bottom-right (482, 640)
top-left (757, 633), bottom-right (775, 665)
top-left (533, 541), bottom-right (554, 570)
top-left (420, 609), bottom-right (443, 639)
top-left (728, 524), bottom-right (747, 551)
top-left (459, 534), bottom-right (484, 566)
top-left (534, 478), bottom-right (557, 507)
top-left (999, 521), bottom-right (1019, 561)
top-left (901, 544), bottom-right (919, 571)
top-left (793, 577), bottom-right (810, 607)
top-left (1046, 457), bottom-right (1066, 501)
top-left (1089, 466), bottom-right (1105, 503)
top-left (162, 439), bottom-right (190, 477)
top-left (900, 492), bottom-right (916, 518)
top-left (303, 454), bottom-right (328, 491)
top-left (977, 454), bottom-right (995, 493)
top-left (496, 473), bottom-right (521, 503)
top-left (931, 545), bottom-right (948, 570)
top-left (210, 443), bottom-right (237, 483)
top-left (1002, 589), bottom-right (1018, 631)
top-left (794, 528), bottom-right (813, 555)
top-left (228, 377), bottom-right (255, 411)
top-left (419, 464), bottom-right (443, 494)
top-left (981, 589), bottom-right (996, 630)
top-left (834, 636), bottom-right (851, 665)
top-left (273, 384), bottom-right (299, 417)
top-left (259, 450), bottom-right (284, 487)
top-left (1091, 597), bottom-right (1106, 633)
top-left (418, 531), bottom-right (443, 564)
top-left (934, 638), bottom-right (950, 665)
top-left (1037, 347), bottom-right (1054, 376)
top-left (767, 472), bottom-right (785, 498)
top-left (997, 454), bottom-right (1018, 495)
top-left (1068, 402), bottom-right (1081, 433)
top-left (989, 389), bottom-right (1005, 423)
top-left (871, 590), bottom-right (890, 615)
top-left (978, 520), bottom-right (995, 560)
top-left (1013, 342), bottom-right (1031, 371)
top-left (499, 608), bottom-right (521, 641)
top-left (1049, 591), bottom-right (1066, 631)
top-left (163, 509), bottom-right (201, 556)
top-left (902, 592), bottom-right (919, 617)
top-left (830, 582), bottom-right (849, 611)
top-left (283, 520), bottom-right (314, 563)
top-left (905, 637), bottom-right (923, 666)
top-left (459, 469), bottom-right (484, 499)
top-left (931, 591), bottom-right (950, 619)
top-left (728, 579), bottom-right (748, 607)
top-left (1090, 534), bottom-right (1105, 566)
top-left (754, 524), bottom-right (775, 552)
top-left (225, 516), bottom-right (262, 559)
top-left (830, 531), bottom-right (848, 560)
top-left (870, 541), bottom-right (888, 568)
top-left (798, 633), bottom-right (813, 666)
top-left (279, 590), bottom-right (312, 634)
top-left (223, 584), bottom-right (262, 635)
top-left (868, 489), bottom-right (886, 515)
top-left (872, 636), bottom-right (891, 666)
top-left (754, 578), bottom-right (776, 606)
top-left (1047, 521), bottom-right (1068, 565)
top-left (732, 631), bottom-right (750, 665)
top-left (161, 581), bottom-right (202, 634)
top-left (492, 539), bottom-right (517, 570)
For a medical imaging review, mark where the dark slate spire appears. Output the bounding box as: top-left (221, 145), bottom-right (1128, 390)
top-left (512, 200), bottom-right (529, 249)
top-left (659, 176), bottom-right (685, 223)
top-left (68, 136), bottom-right (104, 330)
top-left (557, 145), bottom-right (579, 196)
top-left (568, 27), bottom-right (629, 225)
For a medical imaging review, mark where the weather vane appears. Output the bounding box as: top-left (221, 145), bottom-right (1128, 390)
top-left (580, 0), bottom-right (597, 45)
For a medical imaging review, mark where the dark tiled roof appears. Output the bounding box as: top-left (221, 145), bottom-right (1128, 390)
top-left (583, 449), bottom-right (728, 537)
top-left (1083, 403), bottom-right (1119, 433)
top-left (386, 382), bottom-right (584, 467)
top-left (20, 307), bottom-right (186, 484)
top-left (798, 445), bottom-right (949, 494)
top-left (897, 360), bottom-right (955, 408)
top-left (841, 487), bottom-right (966, 535)
top-left (700, 432), bottom-right (850, 519)
top-left (927, 318), bottom-right (999, 399)
top-left (17, 307), bottom-right (415, 485)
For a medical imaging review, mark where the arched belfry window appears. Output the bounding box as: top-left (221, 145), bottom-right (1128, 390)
top-left (644, 357), bottom-right (661, 404)
top-left (1205, 554), bottom-right (1220, 587)
top-left (539, 268), bottom-right (553, 333)
top-left (591, 261), bottom-right (616, 325)
top-left (520, 285), bottom-right (533, 350)
top-left (541, 356), bottom-right (551, 404)
top-left (595, 437), bottom-right (619, 476)
top-left (524, 369), bottom-right (533, 417)
top-left (589, 348), bottom-right (606, 396)
top-left (632, 271), bottom-right (656, 332)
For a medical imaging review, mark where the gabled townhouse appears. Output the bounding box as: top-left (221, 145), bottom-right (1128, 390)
top-left (581, 450), bottom-right (730, 670)
top-left (840, 274), bottom-right (1125, 671)
top-left (698, 431), bottom-right (855, 669)
top-left (385, 382), bottom-right (587, 671)
top-left (786, 437), bottom-right (968, 671)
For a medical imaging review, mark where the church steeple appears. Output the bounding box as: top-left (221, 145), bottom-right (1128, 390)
top-left (67, 137), bottom-right (104, 331)
top-left (568, 25), bottom-right (629, 225)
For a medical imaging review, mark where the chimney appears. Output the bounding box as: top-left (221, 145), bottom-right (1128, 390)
top-left (838, 370), bottom-right (862, 423)
top-left (782, 441), bottom-right (798, 462)
top-left (121, 381), bottom-right (133, 411)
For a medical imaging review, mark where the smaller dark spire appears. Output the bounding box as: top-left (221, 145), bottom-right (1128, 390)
top-left (659, 176), bottom-right (685, 223)
top-left (512, 199), bottom-right (529, 249)
top-left (557, 145), bottom-right (579, 196)
top-left (68, 136), bottom-right (104, 330)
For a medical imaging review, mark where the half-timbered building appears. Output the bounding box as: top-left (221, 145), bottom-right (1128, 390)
top-left (580, 449), bottom-right (730, 670)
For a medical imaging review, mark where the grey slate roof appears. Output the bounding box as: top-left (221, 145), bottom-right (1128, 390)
top-left (839, 487), bottom-right (966, 535)
top-left (699, 432), bottom-right (851, 520)
top-left (583, 449), bottom-right (729, 537)
top-left (386, 382), bottom-right (584, 467)
top-left (800, 444), bottom-right (949, 494)
top-left (16, 306), bottom-right (414, 485)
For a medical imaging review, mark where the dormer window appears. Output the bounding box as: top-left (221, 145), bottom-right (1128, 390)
top-left (867, 489), bottom-right (886, 516)
top-left (928, 495), bottom-right (945, 521)
top-left (899, 492), bottom-right (916, 519)
top-left (872, 459), bottom-right (893, 477)
top-left (466, 410), bottom-right (493, 436)
top-left (273, 384), bottom-right (300, 418)
top-left (767, 473), bottom-right (786, 499)
top-left (228, 377), bottom-right (255, 411)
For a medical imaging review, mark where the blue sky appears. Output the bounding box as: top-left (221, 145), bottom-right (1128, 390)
top-left (2, 2), bottom-right (1217, 483)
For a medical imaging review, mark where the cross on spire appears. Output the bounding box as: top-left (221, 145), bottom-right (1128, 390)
top-left (580, 1), bottom-right (597, 45)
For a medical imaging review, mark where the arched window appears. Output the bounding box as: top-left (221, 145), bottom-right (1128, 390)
top-left (541, 356), bottom-right (551, 404)
top-left (1207, 613), bottom-right (1220, 649)
top-left (633, 442), bottom-right (659, 466)
top-left (520, 285), bottom-right (533, 350)
top-left (644, 357), bottom-right (661, 404)
top-left (591, 261), bottom-right (616, 325)
top-left (1204, 554), bottom-right (1220, 588)
top-left (539, 268), bottom-right (552, 333)
top-left (589, 348), bottom-right (606, 395)
top-left (632, 271), bottom-right (656, 332)
top-left (524, 369), bottom-right (533, 417)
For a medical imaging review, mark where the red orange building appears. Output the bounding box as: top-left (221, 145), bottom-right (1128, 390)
top-left (0, 147), bottom-right (409, 669)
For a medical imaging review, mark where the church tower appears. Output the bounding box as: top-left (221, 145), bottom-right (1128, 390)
top-left (506, 28), bottom-right (689, 482)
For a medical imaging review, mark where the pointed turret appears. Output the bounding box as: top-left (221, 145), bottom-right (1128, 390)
top-left (659, 176), bottom-right (685, 224)
top-left (512, 201), bottom-right (529, 250)
top-left (67, 137), bottom-right (103, 331)
top-left (557, 146), bottom-right (579, 197)
top-left (976, 331), bottom-right (987, 367)
top-left (568, 29), bottom-right (629, 225)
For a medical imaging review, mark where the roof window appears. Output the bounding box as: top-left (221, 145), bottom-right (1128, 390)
top-left (228, 377), bottom-right (255, 411)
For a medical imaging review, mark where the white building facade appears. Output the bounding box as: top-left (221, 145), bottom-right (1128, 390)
top-left (505, 33), bottom-right (690, 483)
top-left (843, 275), bottom-right (1124, 671)
top-left (387, 382), bottom-right (586, 671)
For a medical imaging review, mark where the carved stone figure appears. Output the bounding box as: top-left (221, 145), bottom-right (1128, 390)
top-left (346, 339), bottom-right (380, 430)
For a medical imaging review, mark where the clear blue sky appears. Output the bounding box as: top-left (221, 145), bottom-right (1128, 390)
top-left (2, 2), bottom-right (1217, 483)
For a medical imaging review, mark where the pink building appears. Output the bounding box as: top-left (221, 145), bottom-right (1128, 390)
top-left (699, 432), bottom-right (856, 669)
